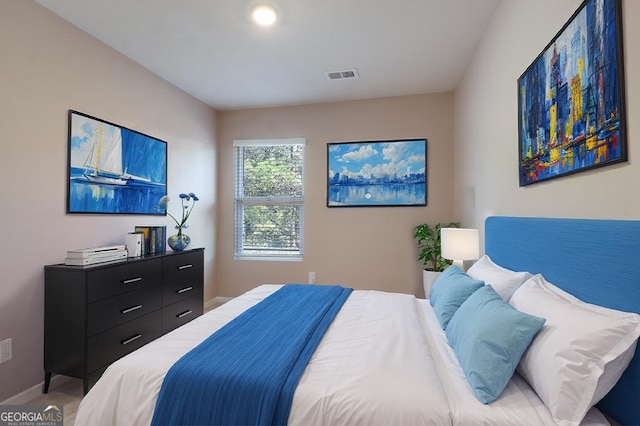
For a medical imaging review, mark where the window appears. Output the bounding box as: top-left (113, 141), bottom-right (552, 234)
top-left (234, 138), bottom-right (305, 260)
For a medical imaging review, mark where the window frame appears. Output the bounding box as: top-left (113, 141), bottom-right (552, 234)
top-left (233, 138), bottom-right (305, 261)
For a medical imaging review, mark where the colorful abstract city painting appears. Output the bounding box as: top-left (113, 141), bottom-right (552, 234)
top-left (327, 139), bottom-right (426, 207)
top-left (67, 110), bottom-right (167, 214)
top-left (518, 0), bottom-right (627, 186)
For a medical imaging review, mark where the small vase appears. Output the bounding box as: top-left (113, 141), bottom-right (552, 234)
top-left (168, 232), bottom-right (191, 251)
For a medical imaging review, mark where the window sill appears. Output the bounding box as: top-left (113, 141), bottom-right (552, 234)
top-left (234, 255), bottom-right (303, 262)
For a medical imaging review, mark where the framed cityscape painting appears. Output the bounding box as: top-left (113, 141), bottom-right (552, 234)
top-left (517, 0), bottom-right (627, 186)
top-left (327, 138), bottom-right (427, 207)
top-left (67, 110), bottom-right (168, 214)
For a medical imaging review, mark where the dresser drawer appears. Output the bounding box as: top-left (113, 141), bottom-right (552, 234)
top-left (162, 275), bottom-right (202, 306)
top-left (87, 259), bottom-right (162, 303)
top-left (162, 294), bottom-right (203, 334)
top-left (87, 310), bottom-right (162, 373)
top-left (162, 251), bottom-right (203, 282)
top-left (88, 286), bottom-right (162, 336)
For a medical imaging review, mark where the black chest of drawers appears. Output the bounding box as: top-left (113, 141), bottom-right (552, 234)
top-left (43, 248), bottom-right (204, 394)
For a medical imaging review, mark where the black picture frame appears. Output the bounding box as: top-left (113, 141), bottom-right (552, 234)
top-left (67, 110), bottom-right (168, 214)
top-left (327, 138), bottom-right (427, 207)
top-left (517, 0), bottom-right (627, 186)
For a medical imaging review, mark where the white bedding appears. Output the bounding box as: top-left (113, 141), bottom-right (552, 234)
top-left (417, 300), bottom-right (609, 426)
top-left (75, 285), bottom-right (609, 426)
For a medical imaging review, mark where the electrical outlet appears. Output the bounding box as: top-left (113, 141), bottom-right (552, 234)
top-left (308, 272), bottom-right (316, 284)
top-left (0, 338), bottom-right (12, 363)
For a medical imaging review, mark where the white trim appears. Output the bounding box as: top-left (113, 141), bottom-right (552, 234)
top-left (234, 142), bottom-right (305, 260)
top-left (0, 374), bottom-right (73, 405)
top-left (236, 196), bottom-right (304, 206)
top-left (204, 296), bottom-right (234, 310)
top-left (233, 138), bottom-right (306, 147)
top-left (234, 255), bottom-right (303, 262)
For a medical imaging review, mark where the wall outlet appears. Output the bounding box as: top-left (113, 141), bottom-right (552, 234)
top-left (308, 272), bottom-right (316, 284)
top-left (0, 338), bottom-right (12, 363)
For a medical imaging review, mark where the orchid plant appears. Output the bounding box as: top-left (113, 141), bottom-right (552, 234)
top-left (157, 192), bottom-right (199, 236)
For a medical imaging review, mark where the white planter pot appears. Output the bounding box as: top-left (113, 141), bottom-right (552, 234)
top-left (423, 270), bottom-right (441, 299)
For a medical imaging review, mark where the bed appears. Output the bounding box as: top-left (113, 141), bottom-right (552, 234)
top-left (74, 216), bottom-right (640, 425)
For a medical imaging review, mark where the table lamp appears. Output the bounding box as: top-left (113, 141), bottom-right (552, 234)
top-left (441, 228), bottom-right (480, 271)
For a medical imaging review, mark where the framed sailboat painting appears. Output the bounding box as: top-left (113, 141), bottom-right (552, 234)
top-left (67, 110), bottom-right (167, 214)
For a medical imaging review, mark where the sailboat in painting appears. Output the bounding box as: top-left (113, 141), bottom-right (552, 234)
top-left (82, 123), bottom-right (152, 185)
top-left (83, 122), bottom-right (128, 185)
top-left (68, 110), bottom-right (167, 214)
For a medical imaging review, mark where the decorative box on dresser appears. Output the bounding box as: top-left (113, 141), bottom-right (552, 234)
top-left (43, 248), bottom-right (204, 394)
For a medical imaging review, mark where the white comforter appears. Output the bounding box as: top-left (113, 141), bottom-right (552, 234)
top-left (75, 285), bottom-right (608, 426)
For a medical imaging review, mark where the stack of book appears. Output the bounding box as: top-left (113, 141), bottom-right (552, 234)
top-left (134, 226), bottom-right (167, 255)
top-left (64, 245), bottom-right (128, 266)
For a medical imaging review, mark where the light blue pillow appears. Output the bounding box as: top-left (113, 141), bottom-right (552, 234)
top-left (446, 285), bottom-right (546, 404)
top-left (429, 265), bottom-right (484, 330)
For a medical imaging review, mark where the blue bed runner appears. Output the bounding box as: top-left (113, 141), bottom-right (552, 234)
top-left (151, 284), bottom-right (352, 426)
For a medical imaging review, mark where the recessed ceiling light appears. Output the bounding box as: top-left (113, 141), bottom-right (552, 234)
top-left (251, 4), bottom-right (278, 27)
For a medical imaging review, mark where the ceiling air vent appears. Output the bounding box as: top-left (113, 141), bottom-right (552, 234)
top-left (325, 69), bottom-right (359, 81)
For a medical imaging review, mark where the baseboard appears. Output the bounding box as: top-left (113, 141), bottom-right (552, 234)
top-left (0, 374), bottom-right (73, 405)
top-left (204, 296), bottom-right (233, 310)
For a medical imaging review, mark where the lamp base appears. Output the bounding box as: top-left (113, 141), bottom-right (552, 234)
top-left (451, 259), bottom-right (477, 272)
top-left (452, 259), bottom-right (464, 270)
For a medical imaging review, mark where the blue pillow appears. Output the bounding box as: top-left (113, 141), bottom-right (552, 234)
top-left (446, 285), bottom-right (546, 404)
top-left (429, 265), bottom-right (484, 330)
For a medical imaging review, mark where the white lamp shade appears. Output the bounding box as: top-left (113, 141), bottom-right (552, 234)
top-left (441, 228), bottom-right (480, 260)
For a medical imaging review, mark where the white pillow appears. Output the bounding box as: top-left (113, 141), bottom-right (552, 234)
top-left (466, 255), bottom-right (532, 301)
top-left (509, 275), bottom-right (640, 426)
top-left (533, 276), bottom-right (639, 405)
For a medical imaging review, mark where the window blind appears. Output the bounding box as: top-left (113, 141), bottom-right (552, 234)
top-left (234, 140), bottom-right (305, 260)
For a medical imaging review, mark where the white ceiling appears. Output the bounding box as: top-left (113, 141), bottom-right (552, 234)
top-left (35, 0), bottom-right (501, 111)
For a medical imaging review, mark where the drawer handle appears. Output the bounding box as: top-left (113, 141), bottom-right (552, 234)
top-left (177, 310), bottom-right (192, 319)
top-left (177, 264), bottom-right (193, 270)
top-left (121, 334), bottom-right (142, 345)
top-left (177, 286), bottom-right (193, 294)
top-left (122, 277), bottom-right (142, 284)
top-left (121, 305), bottom-right (142, 314)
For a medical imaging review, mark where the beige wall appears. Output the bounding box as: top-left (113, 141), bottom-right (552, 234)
top-left (453, 0), bottom-right (640, 240)
top-left (8, 0), bottom-right (617, 403)
top-left (0, 1), bottom-right (217, 401)
top-left (216, 93), bottom-right (456, 298)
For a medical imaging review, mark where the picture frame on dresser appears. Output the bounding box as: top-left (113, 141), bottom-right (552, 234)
top-left (43, 248), bottom-right (204, 394)
top-left (67, 110), bottom-right (168, 214)
top-left (517, 0), bottom-right (627, 186)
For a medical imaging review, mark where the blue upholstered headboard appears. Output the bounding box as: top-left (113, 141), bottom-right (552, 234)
top-left (485, 216), bottom-right (640, 426)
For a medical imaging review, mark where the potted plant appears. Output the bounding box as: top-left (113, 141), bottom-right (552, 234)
top-left (414, 221), bottom-right (460, 297)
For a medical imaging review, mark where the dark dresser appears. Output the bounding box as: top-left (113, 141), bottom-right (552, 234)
top-left (43, 248), bottom-right (204, 394)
